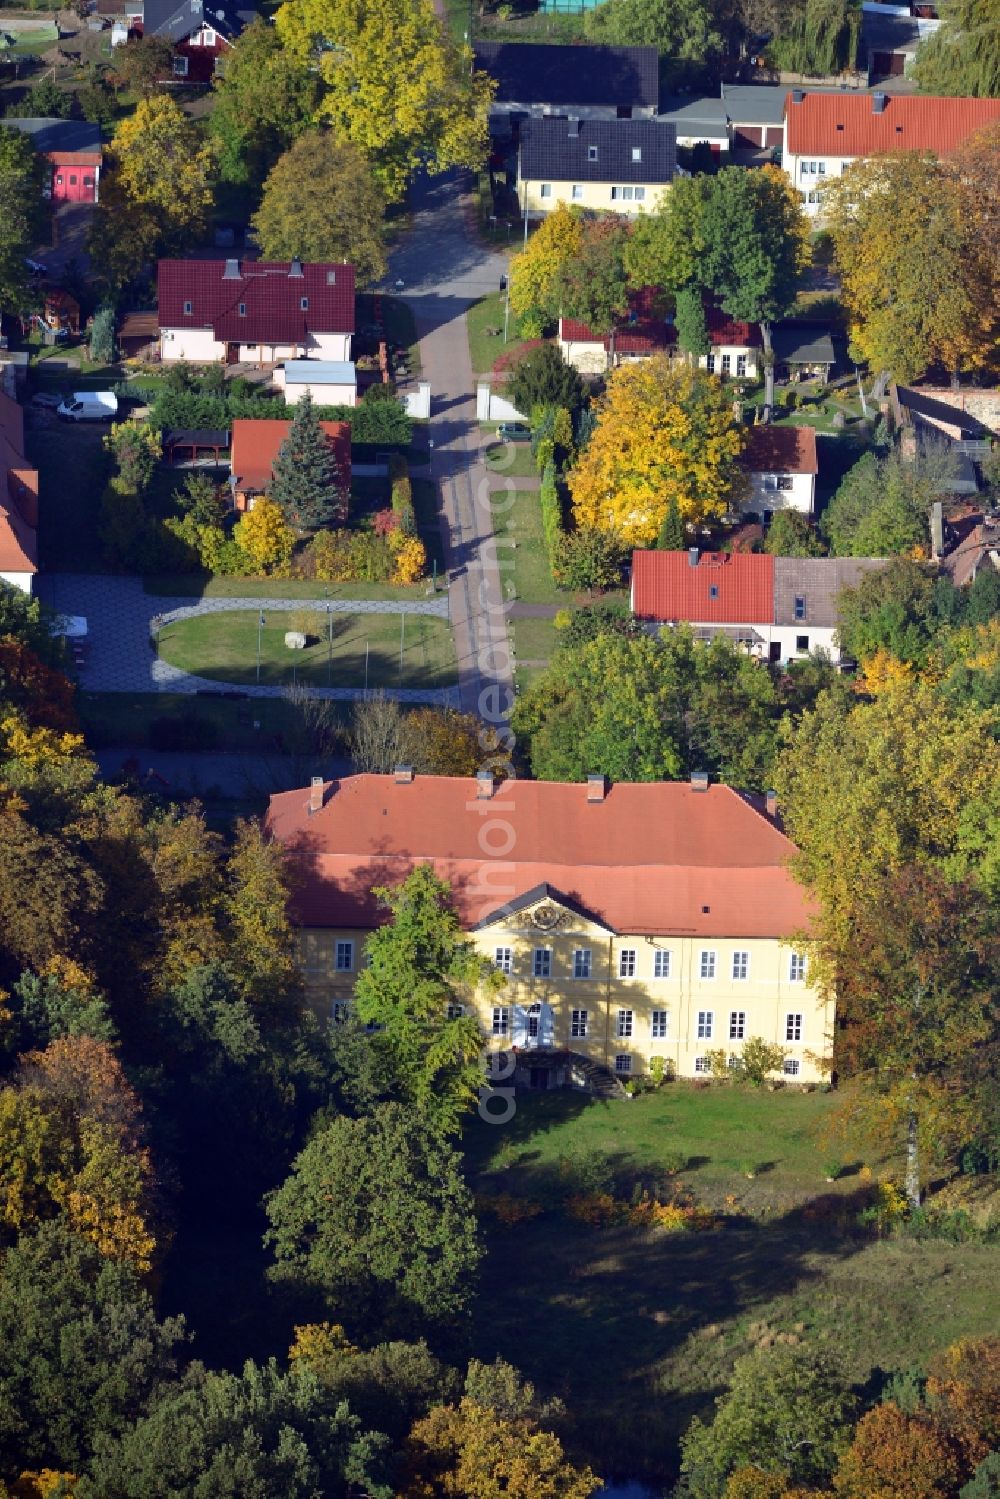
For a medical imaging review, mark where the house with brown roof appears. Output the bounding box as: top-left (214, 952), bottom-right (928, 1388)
top-left (265, 770), bottom-right (834, 1087)
top-left (740, 425), bottom-right (819, 517)
top-left (630, 548), bottom-right (886, 665)
top-left (0, 393), bottom-right (39, 595)
top-left (230, 418), bottom-right (351, 517)
top-left (157, 259), bottom-right (355, 366)
top-left (782, 89), bottom-right (1000, 215)
top-left (558, 290), bottom-right (761, 377)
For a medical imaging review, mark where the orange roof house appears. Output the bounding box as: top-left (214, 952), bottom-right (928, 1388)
top-left (0, 393), bottom-right (38, 593)
top-left (229, 418), bottom-right (351, 519)
top-left (631, 550), bottom-right (775, 627)
top-left (784, 90), bottom-right (1000, 159)
top-left (265, 772), bottom-right (813, 939)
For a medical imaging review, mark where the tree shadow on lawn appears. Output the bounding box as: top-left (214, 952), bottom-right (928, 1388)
top-left (471, 1188), bottom-right (875, 1486)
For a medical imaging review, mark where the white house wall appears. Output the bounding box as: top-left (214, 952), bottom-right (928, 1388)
top-left (743, 470), bottom-right (816, 516)
top-left (559, 335), bottom-right (759, 379)
top-left (160, 329), bottom-right (352, 365)
top-left (283, 381), bottom-right (357, 407)
top-left (160, 328), bottom-right (226, 362)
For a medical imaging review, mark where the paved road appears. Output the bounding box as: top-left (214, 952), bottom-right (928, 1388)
top-left (36, 574), bottom-right (460, 706)
top-left (387, 173), bottom-right (516, 723)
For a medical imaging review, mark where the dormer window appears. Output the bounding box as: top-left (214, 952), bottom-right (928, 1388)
top-left (588, 145), bottom-right (598, 161)
top-left (300, 297), bottom-right (309, 311)
top-left (326, 270), bottom-right (336, 285)
top-left (836, 122), bottom-right (844, 130)
top-left (183, 299), bottom-right (192, 315)
top-left (709, 584), bottom-right (719, 599)
top-left (631, 146), bottom-right (641, 162)
top-left (238, 302), bottom-right (246, 316)
top-left (794, 595), bottom-right (806, 621)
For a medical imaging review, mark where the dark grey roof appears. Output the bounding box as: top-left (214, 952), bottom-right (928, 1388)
top-left (141, 0), bottom-right (244, 43)
top-left (862, 10), bottom-right (935, 55)
top-left (659, 94), bottom-right (729, 135)
top-left (721, 82), bottom-right (884, 127)
top-left (520, 118), bottom-right (677, 184)
top-left (771, 323), bottom-right (836, 365)
top-left (473, 41), bottom-right (659, 111)
top-left (163, 428), bottom-right (230, 447)
top-left (773, 557), bottom-right (887, 628)
top-left (3, 117), bottom-right (101, 155)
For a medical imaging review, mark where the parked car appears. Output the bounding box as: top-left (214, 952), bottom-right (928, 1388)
top-left (497, 421), bottom-right (530, 443)
top-left (57, 391), bottom-right (118, 423)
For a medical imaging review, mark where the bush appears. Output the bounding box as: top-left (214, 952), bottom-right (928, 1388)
top-left (149, 713), bottom-right (220, 752)
top-left (553, 527), bottom-right (625, 592)
top-left (538, 460), bottom-right (564, 574)
top-left (305, 529), bottom-right (393, 583)
top-left (388, 452), bottom-right (416, 535)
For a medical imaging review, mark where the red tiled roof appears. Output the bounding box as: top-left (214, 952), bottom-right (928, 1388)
top-left (265, 774), bottom-right (813, 938)
top-left (157, 260), bottom-right (355, 345)
top-left (631, 549), bottom-right (774, 625)
top-left (230, 418), bottom-right (351, 493)
top-left (560, 290), bottom-right (761, 352)
top-left (741, 424), bottom-right (818, 476)
top-left (0, 393), bottom-right (38, 577)
top-left (785, 92), bottom-right (1000, 159)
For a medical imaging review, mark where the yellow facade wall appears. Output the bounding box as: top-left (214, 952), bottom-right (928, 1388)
top-left (296, 896), bottom-right (833, 1086)
top-left (521, 179), bottom-right (663, 217)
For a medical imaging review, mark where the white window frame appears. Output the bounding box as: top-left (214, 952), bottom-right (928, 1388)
top-left (783, 1057), bottom-right (801, 1076)
top-left (729, 1010), bottom-right (746, 1040)
top-left (172, 54), bottom-right (189, 76)
top-left (653, 949), bottom-right (671, 979)
top-left (571, 1008), bottom-right (588, 1039)
top-left (588, 145), bottom-right (598, 161)
top-left (789, 952), bottom-right (807, 982)
top-left (335, 940), bottom-right (354, 972)
top-left (572, 947), bottom-right (592, 980)
top-left (616, 1008), bottom-right (633, 1039)
top-left (183, 299), bottom-right (192, 315)
top-left (614, 1053), bottom-right (632, 1075)
top-left (736, 354), bottom-right (747, 377)
top-left (732, 951), bottom-right (749, 981)
top-left (694, 1055), bottom-right (709, 1074)
top-left (700, 950), bottom-right (717, 981)
top-left (533, 947), bottom-right (552, 979)
top-left (651, 1009), bottom-right (668, 1039)
top-left (631, 146), bottom-right (642, 162)
top-left (492, 1006), bottom-right (510, 1037)
top-left (721, 353), bottom-right (732, 376)
top-left (539, 182), bottom-right (552, 198)
top-left (697, 1010), bottom-right (714, 1040)
top-left (446, 1002), bottom-right (464, 1021)
top-left (332, 1000), bottom-right (349, 1023)
top-left (786, 1012), bottom-right (803, 1042)
top-left (634, 186), bottom-right (645, 200)
top-left (494, 946), bottom-right (512, 975)
top-left (618, 948), bottom-right (637, 979)
top-left (571, 183), bottom-right (583, 200)
top-left (705, 353), bottom-right (716, 374)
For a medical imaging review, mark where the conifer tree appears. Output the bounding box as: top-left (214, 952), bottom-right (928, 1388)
top-left (657, 495), bottom-right (686, 551)
top-left (270, 391), bottom-right (344, 531)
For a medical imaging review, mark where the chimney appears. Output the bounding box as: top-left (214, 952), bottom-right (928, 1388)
top-left (309, 775), bottom-right (324, 814)
top-left (791, 87), bottom-right (805, 104)
top-left (929, 501), bottom-right (944, 561)
top-left (873, 91), bottom-right (887, 114)
top-left (765, 789), bottom-right (778, 820)
top-left (586, 773), bottom-right (607, 803)
top-left (476, 770), bottom-right (494, 800)
top-left (288, 257), bottom-right (305, 279)
top-left (394, 764), bottom-right (414, 784)
top-left (222, 258), bottom-right (241, 281)
top-left (690, 770), bottom-right (709, 792)
top-left (688, 546), bottom-right (700, 568)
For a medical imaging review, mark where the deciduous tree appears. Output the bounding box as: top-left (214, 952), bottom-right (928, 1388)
top-left (233, 496), bottom-right (295, 571)
top-left (264, 1103), bottom-right (482, 1336)
top-left (209, 18), bottom-right (318, 187)
top-left (0, 127), bottom-right (46, 313)
top-left (555, 216), bottom-right (630, 353)
top-left (764, 510), bottom-right (825, 557)
top-left (912, 0), bottom-right (1000, 96)
top-left (832, 1403), bottom-right (964, 1499)
top-left (251, 130), bottom-right (387, 286)
top-left (584, 0), bottom-right (724, 68)
top-left (275, 0), bottom-right (494, 203)
top-left (623, 176), bottom-right (710, 295)
top-left (568, 356), bottom-right (746, 543)
top-left (110, 36), bottom-right (173, 98)
top-left (406, 1397), bottom-right (598, 1499)
top-left (508, 204), bottom-right (584, 335)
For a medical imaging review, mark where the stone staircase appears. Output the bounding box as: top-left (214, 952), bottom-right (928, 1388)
top-left (530, 1049), bottom-right (627, 1100)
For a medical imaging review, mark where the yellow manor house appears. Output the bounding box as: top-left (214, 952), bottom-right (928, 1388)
top-left (265, 771), bottom-right (833, 1090)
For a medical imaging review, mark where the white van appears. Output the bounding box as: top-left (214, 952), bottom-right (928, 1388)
top-left (56, 391), bottom-right (118, 423)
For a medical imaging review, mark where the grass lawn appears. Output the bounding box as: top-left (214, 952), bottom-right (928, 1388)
top-left (467, 293), bottom-right (524, 378)
top-left (492, 485), bottom-right (565, 607)
top-left (464, 1088), bottom-right (1000, 1485)
top-left (484, 441), bottom-right (537, 479)
top-left (143, 575), bottom-right (437, 602)
top-left (511, 614), bottom-right (559, 667)
top-left (158, 608), bottom-right (457, 691)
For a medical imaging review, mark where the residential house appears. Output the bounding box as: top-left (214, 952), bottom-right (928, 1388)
top-left (4, 118), bottom-right (101, 203)
top-left (772, 323), bottom-right (836, 384)
top-left (124, 0), bottom-right (251, 79)
top-left (861, 2), bottom-right (940, 83)
top-left (720, 83), bottom-right (788, 154)
top-left (274, 360), bottom-right (357, 408)
top-left (472, 41), bottom-right (659, 134)
top-left (783, 89), bottom-right (1000, 214)
top-left (658, 94), bottom-right (730, 156)
top-left (517, 117), bottom-right (677, 219)
top-left (265, 771), bottom-right (834, 1087)
top-left (739, 425), bottom-right (819, 517)
top-left (558, 289), bottom-right (761, 377)
top-left (157, 259), bottom-right (355, 366)
top-left (630, 548), bottom-right (886, 664)
top-left (229, 418), bottom-right (351, 517)
top-left (0, 392), bottom-right (38, 595)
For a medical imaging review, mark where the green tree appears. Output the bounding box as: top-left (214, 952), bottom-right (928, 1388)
top-left (835, 558), bottom-right (940, 665)
top-left (89, 306), bottom-right (116, 365)
top-left (507, 343), bottom-right (584, 418)
top-left (657, 494), bottom-right (686, 550)
top-left (679, 1344), bottom-right (855, 1497)
top-left (78, 1360), bottom-right (392, 1499)
top-left (275, 0), bottom-right (494, 203)
top-left (7, 970), bottom-right (116, 1052)
top-left (553, 527), bottom-right (627, 592)
top-left (251, 130), bottom-right (387, 287)
top-left (0, 127), bottom-right (45, 313)
top-left (6, 76), bottom-right (72, 119)
top-left (353, 864), bottom-right (503, 1131)
top-left (264, 1103), bottom-right (482, 1337)
top-left (110, 36), bottom-right (173, 98)
top-left (624, 176), bottom-right (710, 295)
top-left (584, 0), bottom-right (724, 69)
top-left (209, 18), bottom-right (318, 187)
top-left (913, 0), bottom-right (1000, 96)
top-left (675, 284), bottom-right (710, 363)
top-left (0, 1222), bottom-right (184, 1473)
top-left (290, 1323), bottom-right (455, 1440)
top-left (269, 391), bottom-right (346, 532)
top-left (764, 509), bottom-right (825, 557)
top-left (963, 1453), bottom-right (1000, 1498)
top-left (767, 0), bottom-right (859, 74)
top-left (822, 446), bottom-right (954, 558)
top-left (78, 66), bottom-right (117, 128)
top-left (556, 216), bottom-right (630, 356)
top-left (701, 166), bottom-right (810, 408)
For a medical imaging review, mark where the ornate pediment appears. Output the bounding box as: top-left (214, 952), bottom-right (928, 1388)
top-left (473, 883), bottom-right (614, 935)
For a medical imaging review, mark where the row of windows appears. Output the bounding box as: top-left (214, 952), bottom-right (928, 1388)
top-left (493, 1007), bottom-right (806, 1042)
top-left (705, 353), bottom-right (749, 377)
top-left (496, 946), bottom-right (807, 983)
top-left (181, 295), bottom-right (312, 317)
top-left (799, 160), bottom-right (827, 177)
top-left (537, 184), bottom-right (647, 201)
top-left (692, 1055), bottom-right (802, 1077)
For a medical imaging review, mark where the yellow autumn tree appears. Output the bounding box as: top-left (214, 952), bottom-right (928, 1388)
top-left (275, 0), bottom-right (494, 203)
top-left (823, 152), bottom-right (997, 383)
top-left (0, 716), bottom-right (86, 770)
top-left (508, 204), bottom-right (584, 335)
top-left (568, 356), bottom-right (747, 545)
top-left (406, 1398), bottom-right (597, 1499)
top-left (389, 531), bottom-right (427, 584)
top-left (233, 497), bottom-right (295, 573)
